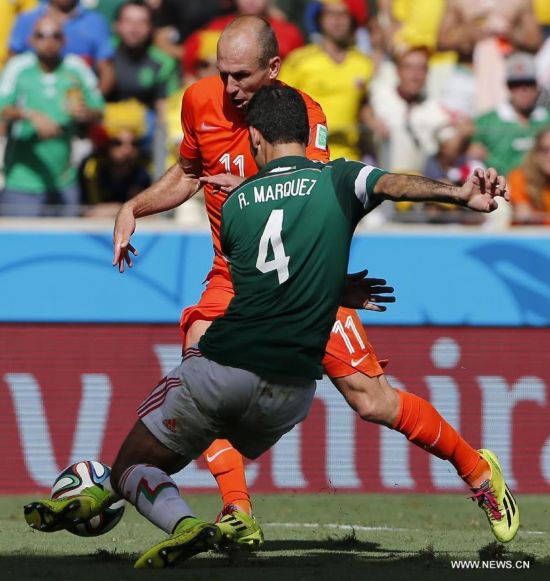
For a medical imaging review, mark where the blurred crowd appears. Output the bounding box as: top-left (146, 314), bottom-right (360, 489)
top-left (1, 0), bottom-right (550, 226)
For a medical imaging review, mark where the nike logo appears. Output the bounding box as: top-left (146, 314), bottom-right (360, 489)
top-left (200, 122), bottom-right (221, 132)
top-left (205, 447), bottom-right (233, 462)
top-left (351, 354), bottom-right (369, 367)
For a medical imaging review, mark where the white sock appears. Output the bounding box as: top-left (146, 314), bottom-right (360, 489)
top-left (117, 464), bottom-right (195, 533)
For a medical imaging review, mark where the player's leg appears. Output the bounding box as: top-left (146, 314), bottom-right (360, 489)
top-left (324, 307), bottom-right (519, 542)
top-left (109, 419), bottom-right (221, 569)
top-left (181, 275), bottom-right (252, 517)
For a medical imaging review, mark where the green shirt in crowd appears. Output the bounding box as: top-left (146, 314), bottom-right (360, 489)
top-left (472, 102), bottom-right (550, 176)
top-left (199, 156), bottom-right (386, 380)
top-left (0, 52), bottom-right (104, 194)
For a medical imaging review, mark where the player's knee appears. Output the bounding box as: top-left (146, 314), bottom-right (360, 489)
top-left (337, 373), bottom-right (398, 425)
top-left (354, 393), bottom-right (384, 422)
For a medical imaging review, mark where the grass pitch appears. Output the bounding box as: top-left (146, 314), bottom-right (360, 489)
top-left (2, 493), bottom-right (549, 580)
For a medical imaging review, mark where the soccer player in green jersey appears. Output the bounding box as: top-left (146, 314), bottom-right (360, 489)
top-left (24, 86), bottom-right (515, 568)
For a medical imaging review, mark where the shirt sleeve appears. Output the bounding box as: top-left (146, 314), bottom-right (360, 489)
top-left (331, 159), bottom-right (387, 214)
top-left (179, 84), bottom-right (200, 160)
top-left (303, 94), bottom-right (330, 162)
top-left (0, 57), bottom-right (21, 108)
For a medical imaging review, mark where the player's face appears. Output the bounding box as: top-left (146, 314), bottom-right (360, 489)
top-left (116, 5), bottom-right (152, 49)
top-left (218, 44), bottom-right (280, 110)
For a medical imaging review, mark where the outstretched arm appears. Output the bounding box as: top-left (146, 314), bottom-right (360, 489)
top-left (112, 155), bottom-right (202, 272)
top-left (373, 167), bottom-right (508, 212)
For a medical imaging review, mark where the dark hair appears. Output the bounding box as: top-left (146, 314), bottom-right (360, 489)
top-left (246, 85), bottom-right (309, 146)
top-left (115, 0), bottom-right (153, 22)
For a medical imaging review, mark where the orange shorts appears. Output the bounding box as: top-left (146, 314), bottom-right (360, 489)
top-left (180, 273), bottom-right (386, 379)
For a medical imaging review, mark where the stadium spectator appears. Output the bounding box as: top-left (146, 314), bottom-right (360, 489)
top-left (183, 0), bottom-right (303, 76)
top-left (468, 52), bottom-right (550, 177)
top-left (80, 100), bottom-right (151, 218)
top-left (0, 16), bottom-right (104, 217)
top-left (154, 0), bottom-right (233, 60)
top-left (107, 1), bottom-right (180, 114)
top-left (437, 0), bottom-right (542, 114)
top-left (304, 0), bottom-right (379, 64)
top-left (0, 0), bottom-right (38, 70)
top-left (507, 126), bottom-right (550, 225)
top-left (421, 122), bottom-right (486, 224)
top-left (364, 46), bottom-right (451, 173)
top-left (9, 0), bottom-right (115, 96)
top-left (279, 0), bottom-right (373, 160)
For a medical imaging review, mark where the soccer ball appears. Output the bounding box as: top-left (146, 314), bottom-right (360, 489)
top-left (51, 461), bottom-right (126, 537)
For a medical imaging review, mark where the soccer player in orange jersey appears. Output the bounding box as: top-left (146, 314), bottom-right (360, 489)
top-left (113, 15), bottom-right (514, 546)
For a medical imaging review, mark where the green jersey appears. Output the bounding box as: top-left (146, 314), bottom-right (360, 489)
top-left (0, 52), bottom-right (104, 193)
top-left (199, 156), bottom-right (386, 379)
top-left (472, 103), bottom-right (550, 176)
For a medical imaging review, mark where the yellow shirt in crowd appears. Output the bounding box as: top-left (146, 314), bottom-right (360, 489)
top-left (392, 0), bottom-right (455, 65)
top-left (0, 0), bottom-right (38, 69)
top-left (280, 44), bottom-right (373, 160)
top-left (534, 0), bottom-right (550, 25)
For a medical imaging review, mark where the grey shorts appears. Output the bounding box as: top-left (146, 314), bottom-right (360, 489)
top-left (138, 347), bottom-right (316, 461)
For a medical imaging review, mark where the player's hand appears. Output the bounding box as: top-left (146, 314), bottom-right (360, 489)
top-left (199, 173), bottom-right (245, 193)
top-left (459, 167), bottom-right (509, 212)
top-left (112, 204), bottom-right (138, 273)
top-left (341, 270), bottom-right (395, 312)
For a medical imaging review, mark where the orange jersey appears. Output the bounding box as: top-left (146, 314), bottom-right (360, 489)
top-left (179, 75), bottom-right (330, 276)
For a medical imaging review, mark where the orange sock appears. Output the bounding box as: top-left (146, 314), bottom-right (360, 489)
top-left (203, 439), bottom-right (251, 514)
top-left (392, 391), bottom-right (490, 488)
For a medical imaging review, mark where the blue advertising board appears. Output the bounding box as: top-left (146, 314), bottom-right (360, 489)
top-left (1, 229), bottom-right (549, 326)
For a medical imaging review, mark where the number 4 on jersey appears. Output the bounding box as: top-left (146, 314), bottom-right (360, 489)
top-left (256, 209), bottom-right (290, 284)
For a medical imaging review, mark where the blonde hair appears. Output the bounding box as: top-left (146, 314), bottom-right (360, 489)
top-left (522, 127), bottom-right (550, 210)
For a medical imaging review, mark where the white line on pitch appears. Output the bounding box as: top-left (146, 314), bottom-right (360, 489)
top-left (263, 522), bottom-right (411, 532)
top-left (263, 522), bottom-right (549, 535)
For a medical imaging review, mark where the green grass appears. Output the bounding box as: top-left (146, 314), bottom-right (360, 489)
top-left (2, 493), bottom-right (549, 580)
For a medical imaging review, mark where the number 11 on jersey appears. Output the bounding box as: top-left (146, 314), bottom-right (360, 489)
top-left (220, 153), bottom-right (245, 177)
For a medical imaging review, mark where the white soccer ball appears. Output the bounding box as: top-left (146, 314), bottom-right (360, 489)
top-left (51, 461), bottom-right (125, 537)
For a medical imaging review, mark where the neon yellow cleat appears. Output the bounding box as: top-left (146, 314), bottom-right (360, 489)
top-left (470, 449), bottom-right (520, 543)
top-left (215, 504), bottom-right (264, 549)
top-left (134, 518), bottom-right (221, 569)
top-left (23, 485), bottom-right (113, 533)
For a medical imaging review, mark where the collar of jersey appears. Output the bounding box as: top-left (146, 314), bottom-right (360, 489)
top-left (258, 155), bottom-right (312, 177)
